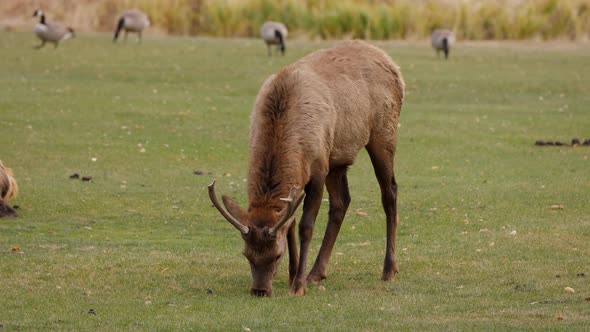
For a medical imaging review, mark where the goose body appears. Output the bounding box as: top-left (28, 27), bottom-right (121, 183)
top-left (113, 9), bottom-right (150, 43)
top-left (33, 9), bottom-right (75, 48)
top-left (431, 29), bottom-right (455, 59)
top-left (260, 21), bottom-right (288, 56)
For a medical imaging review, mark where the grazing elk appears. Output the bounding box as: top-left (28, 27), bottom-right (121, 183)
top-left (209, 40), bottom-right (405, 296)
top-left (0, 160), bottom-right (18, 217)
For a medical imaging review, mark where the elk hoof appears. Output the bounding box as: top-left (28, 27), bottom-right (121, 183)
top-left (307, 273), bottom-right (326, 285)
top-left (290, 287), bottom-right (306, 296)
top-left (381, 268), bottom-right (398, 281)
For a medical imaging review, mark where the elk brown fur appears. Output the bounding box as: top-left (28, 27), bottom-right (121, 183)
top-left (0, 160), bottom-right (18, 217)
top-left (209, 40), bottom-right (405, 296)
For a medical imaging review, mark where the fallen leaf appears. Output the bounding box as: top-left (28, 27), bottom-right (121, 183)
top-left (556, 315), bottom-right (564, 321)
top-left (585, 296), bottom-right (590, 301)
top-left (564, 287), bottom-right (575, 293)
top-left (10, 246), bottom-right (20, 252)
top-left (356, 211), bottom-right (368, 217)
top-left (549, 205), bottom-right (564, 210)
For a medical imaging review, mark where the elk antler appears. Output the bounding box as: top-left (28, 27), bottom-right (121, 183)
top-left (208, 181), bottom-right (249, 235)
top-left (268, 186), bottom-right (305, 237)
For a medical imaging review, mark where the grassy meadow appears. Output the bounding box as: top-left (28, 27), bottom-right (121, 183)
top-left (0, 32), bottom-right (589, 330)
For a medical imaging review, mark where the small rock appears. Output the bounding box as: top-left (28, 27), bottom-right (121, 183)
top-left (356, 211), bottom-right (368, 217)
top-left (318, 285), bottom-right (326, 291)
top-left (81, 176), bottom-right (93, 182)
top-left (69, 173), bottom-right (79, 179)
top-left (549, 204), bottom-right (564, 210)
top-left (564, 287), bottom-right (575, 293)
top-left (193, 170), bottom-right (204, 175)
top-left (576, 273), bottom-right (585, 277)
top-left (509, 230), bottom-right (517, 236)
top-left (585, 296), bottom-right (590, 301)
top-left (206, 288), bottom-right (213, 294)
top-left (556, 315), bottom-right (564, 321)
top-left (88, 309), bottom-right (96, 315)
top-left (12, 205), bottom-right (19, 210)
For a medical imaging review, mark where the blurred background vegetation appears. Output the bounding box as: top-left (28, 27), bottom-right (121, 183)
top-left (2, 0), bottom-right (590, 40)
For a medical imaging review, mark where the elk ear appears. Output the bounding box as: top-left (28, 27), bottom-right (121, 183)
top-left (221, 195), bottom-right (246, 221)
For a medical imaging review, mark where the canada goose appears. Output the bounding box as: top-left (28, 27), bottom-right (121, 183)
top-left (0, 160), bottom-right (18, 217)
top-left (32, 9), bottom-right (75, 49)
top-left (431, 29), bottom-right (455, 59)
top-left (113, 9), bottom-right (150, 43)
top-left (260, 21), bottom-right (288, 56)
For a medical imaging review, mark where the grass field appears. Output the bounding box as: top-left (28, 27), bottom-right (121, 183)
top-left (1, 32), bottom-right (589, 330)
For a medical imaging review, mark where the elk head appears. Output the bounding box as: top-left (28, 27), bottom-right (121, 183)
top-left (208, 181), bottom-right (304, 296)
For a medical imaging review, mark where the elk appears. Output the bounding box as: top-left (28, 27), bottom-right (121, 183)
top-left (0, 160), bottom-right (18, 217)
top-left (209, 40), bottom-right (405, 296)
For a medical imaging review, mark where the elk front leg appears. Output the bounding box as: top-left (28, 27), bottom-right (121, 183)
top-left (291, 176), bottom-right (325, 296)
top-left (308, 166), bottom-right (351, 284)
top-left (287, 219), bottom-right (298, 288)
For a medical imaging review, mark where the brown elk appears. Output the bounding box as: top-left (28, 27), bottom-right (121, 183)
top-left (209, 40), bottom-right (405, 296)
top-left (0, 160), bottom-right (18, 217)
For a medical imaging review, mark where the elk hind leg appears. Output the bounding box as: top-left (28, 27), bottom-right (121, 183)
top-left (308, 166), bottom-right (351, 284)
top-left (367, 145), bottom-right (399, 281)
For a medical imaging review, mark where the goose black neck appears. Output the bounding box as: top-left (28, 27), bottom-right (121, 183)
top-left (275, 30), bottom-right (285, 54)
top-left (442, 37), bottom-right (449, 59)
top-left (113, 17), bottom-right (125, 42)
top-left (39, 14), bottom-right (46, 25)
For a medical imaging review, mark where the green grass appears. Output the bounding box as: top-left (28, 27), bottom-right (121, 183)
top-left (1, 32), bottom-right (589, 330)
